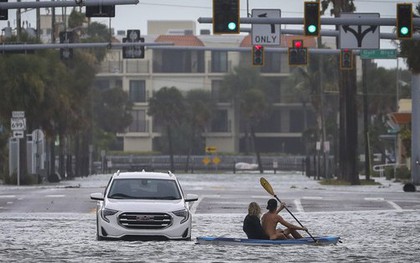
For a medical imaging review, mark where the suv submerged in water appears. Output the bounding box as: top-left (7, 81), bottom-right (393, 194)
top-left (90, 170), bottom-right (198, 241)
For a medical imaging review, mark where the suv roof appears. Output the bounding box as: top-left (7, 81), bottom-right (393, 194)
top-left (113, 170), bottom-right (176, 180)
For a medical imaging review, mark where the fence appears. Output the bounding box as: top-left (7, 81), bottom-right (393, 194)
top-left (95, 155), bottom-right (307, 174)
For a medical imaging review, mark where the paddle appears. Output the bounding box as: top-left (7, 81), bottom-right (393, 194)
top-left (260, 177), bottom-right (317, 243)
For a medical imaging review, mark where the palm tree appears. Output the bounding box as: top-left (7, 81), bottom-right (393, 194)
top-left (148, 87), bottom-right (185, 172)
top-left (184, 90), bottom-right (216, 171)
top-left (222, 66), bottom-right (269, 173)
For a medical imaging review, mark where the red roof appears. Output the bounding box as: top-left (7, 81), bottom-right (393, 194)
top-left (155, 35), bottom-right (205, 46)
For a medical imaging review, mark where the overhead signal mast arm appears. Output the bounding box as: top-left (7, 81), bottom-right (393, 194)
top-left (0, 0), bottom-right (138, 9)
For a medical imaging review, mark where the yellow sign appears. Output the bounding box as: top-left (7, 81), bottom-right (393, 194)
top-left (202, 156), bottom-right (211, 165)
top-left (205, 146), bottom-right (217, 153)
top-left (212, 156), bottom-right (221, 165)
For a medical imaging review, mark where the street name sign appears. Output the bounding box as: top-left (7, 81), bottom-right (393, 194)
top-left (339, 13), bottom-right (380, 49)
top-left (360, 49), bottom-right (397, 59)
top-left (252, 9), bottom-right (281, 46)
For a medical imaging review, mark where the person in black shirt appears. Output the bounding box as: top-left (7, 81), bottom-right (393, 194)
top-left (243, 202), bottom-right (269, 239)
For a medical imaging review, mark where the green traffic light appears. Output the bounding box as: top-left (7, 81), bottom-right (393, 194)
top-left (400, 26), bottom-right (409, 35)
top-left (308, 25), bottom-right (317, 34)
top-left (228, 22), bottom-right (237, 31)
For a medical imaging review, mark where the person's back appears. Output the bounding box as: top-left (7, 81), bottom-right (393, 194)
top-left (243, 214), bottom-right (268, 239)
top-left (243, 202), bottom-right (268, 240)
top-left (261, 211), bottom-right (282, 239)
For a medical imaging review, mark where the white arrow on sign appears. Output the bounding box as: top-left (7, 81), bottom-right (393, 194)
top-left (339, 13), bottom-right (380, 49)
top-left (252, 9), bottom-right (281, 46)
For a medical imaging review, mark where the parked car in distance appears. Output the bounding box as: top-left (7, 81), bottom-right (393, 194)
top-left (90, 170), bottom-right (198, 241)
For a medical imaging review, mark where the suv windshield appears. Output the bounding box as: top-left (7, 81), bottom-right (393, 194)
top-left (108, 179), bottom-right (182, 200)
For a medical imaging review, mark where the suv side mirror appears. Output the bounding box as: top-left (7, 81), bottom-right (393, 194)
top-left (185, 194), bottom-right (198, 202)
top-left (90, 192), bottom-right (104, 201)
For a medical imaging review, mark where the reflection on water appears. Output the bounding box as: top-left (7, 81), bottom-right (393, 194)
top-left (0, 210), bottom-right (419, 262)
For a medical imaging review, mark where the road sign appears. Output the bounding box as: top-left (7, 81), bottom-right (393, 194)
top-left (251, 9), bottom-right (281, 46)
top-left (12, 111), bottom-right (25, 118)
top-left (13, 130), bottom-right (24, 138)
top-left (123, 30), bottom-right (145, 59)
top-left (11, 118), bottom-right (26, 131)
top-left (206, 146), bottom-right (217, 153)
top-left (360, 49), bottom-right (397, 59)
top-left (339, 13), bottom-right (380, 49)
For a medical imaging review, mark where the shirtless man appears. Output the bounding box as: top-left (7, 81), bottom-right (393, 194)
top-left (261, 198), bottom-right (307, 240)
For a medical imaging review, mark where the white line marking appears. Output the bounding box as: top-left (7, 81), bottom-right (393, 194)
top-left (45, 195), bottom-right (65, 198)
top-left (302, 196), bottom-right (323, 200)
top-left (387, 201), bottom-right (403, 211)
top-left (294, 199), bottom-right (304, 213)
top-left (364, 197), bottom-right (384, 201)
top-left (0, 195), bottom-right (16, 198)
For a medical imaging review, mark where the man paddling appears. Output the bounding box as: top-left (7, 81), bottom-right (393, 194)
top-left (261, 199), bottom-right (307, 240)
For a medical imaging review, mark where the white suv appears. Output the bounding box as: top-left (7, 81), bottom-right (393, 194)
top-left (90, 170), bottom-right (198, 241)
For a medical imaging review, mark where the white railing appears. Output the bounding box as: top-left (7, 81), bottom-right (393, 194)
top-left (372, 163), bottom-right (405, 177)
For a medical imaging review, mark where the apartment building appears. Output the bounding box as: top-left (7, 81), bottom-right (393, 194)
top-left (95, 21), bottom-right (317, 154)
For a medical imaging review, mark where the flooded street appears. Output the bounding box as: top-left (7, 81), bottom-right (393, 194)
top-left (1, 172), bottom-right (420, 262)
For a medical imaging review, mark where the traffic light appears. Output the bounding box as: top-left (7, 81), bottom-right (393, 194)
top-left (288, 40), bottom-right (308, 66)
top-left (304, 1), bottom-right (320, 36)
top-left (123, 30), bottom-right (145, 59)
top-left (396, 3), bottom-right (413, 39)
top-left (252, 45), bottom-right (264, 66)
top-left (59, 31), bottom-right (74, 60)
top-left (213, 0), bottom-right (240, 34)
top-left (340, 49), bottom-right (353, 70)
top-left (86, 4), bottom-right (115, 17)
top-left (0, 0), bottom-right (8, 20)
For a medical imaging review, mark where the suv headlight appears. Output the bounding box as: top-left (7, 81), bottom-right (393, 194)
top-left (101, 208), bottom-right (118, 223)
top-left (173, 209), bottom-right (189, 224)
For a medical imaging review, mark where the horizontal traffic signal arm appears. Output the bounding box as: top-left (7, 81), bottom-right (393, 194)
top-left (198, 16), bottom-right (420, 40)
top-left (0, 0), bottom-right (138, 9)
top-left (0, 42), bottom-right (173, 52)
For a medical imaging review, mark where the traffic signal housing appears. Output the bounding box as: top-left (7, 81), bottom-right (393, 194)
top-left (396, 3), bottom-right (413, 39)
top-left (213, 0), bottom-right (240, 34)
top-left (252, 45), bottom-right (264, 66)
top-left (340, 49), bottom-right (353, 70)
top-left (59, 31), bottom-right (74, 60)
top-left (0, 0), bottom-right (8, 20)
top-left (288, 40), bottom-right (308, 66)
top-left (86, 4), bottom-right (115, 17)
top-left (304, 1), bottom-right (320, 36)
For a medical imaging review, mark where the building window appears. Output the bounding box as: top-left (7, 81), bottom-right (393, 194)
top-left (128, 110), bottom-right (146, 132)
top-left (129, 80), bottom-right (146, 102)
top-left (211, 51), bottom-right (228, 72)
top-left (211, 80), bottom-right (230, 103)
top-left (289, 109), bottom-right (304, 132)
top-left (254, 109), bottom-right (281, 132)
top-left (153, 50), bottom-right (204, 73)
top-left (210, 109), bottom-right (228, 132)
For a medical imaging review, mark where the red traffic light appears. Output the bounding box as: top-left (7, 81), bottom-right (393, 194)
top-left (293, 40), bottom-right (303, 49)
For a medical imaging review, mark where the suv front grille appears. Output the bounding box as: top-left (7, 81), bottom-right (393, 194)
top-left (118, 213), bottom-right (172, 229)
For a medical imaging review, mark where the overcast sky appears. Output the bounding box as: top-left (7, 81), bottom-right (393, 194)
top-left (1, 0), bottom-right (416, 69)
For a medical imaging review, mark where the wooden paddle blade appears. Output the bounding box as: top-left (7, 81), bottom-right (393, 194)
top-left (260, 177), bottom-right (275, 196)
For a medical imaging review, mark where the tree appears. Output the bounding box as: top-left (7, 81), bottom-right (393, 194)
top-left (222, 66), bottom-right (269, 173)
top-left (148, 87), bottom-right (185, 171)
top-left (184, 90), bottom-right (215, 171)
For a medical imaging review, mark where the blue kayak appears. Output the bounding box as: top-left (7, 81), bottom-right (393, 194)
top-left (196, 236), bottom-right (341, 246)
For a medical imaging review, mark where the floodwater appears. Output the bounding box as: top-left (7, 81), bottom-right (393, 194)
top-left (1, 172), bottom-right (420, 262)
